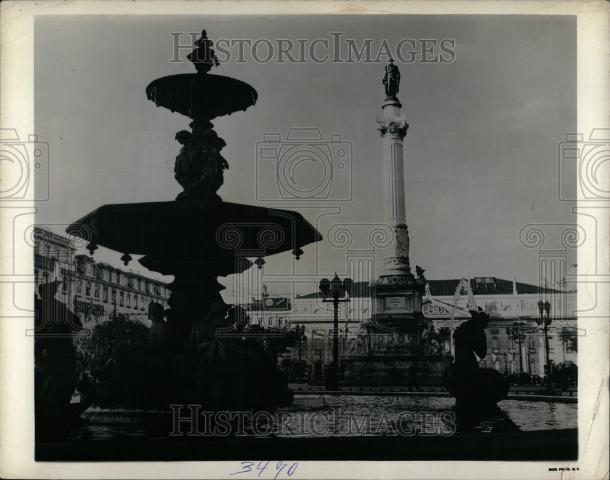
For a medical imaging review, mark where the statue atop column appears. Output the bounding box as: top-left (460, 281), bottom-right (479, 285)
top-left (382, 59), bottom-right (401, 100)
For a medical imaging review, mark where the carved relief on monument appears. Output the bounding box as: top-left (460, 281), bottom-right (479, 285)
top-left (422, 301), bottom-right (454, 317)
top-left (377, 119), bottom-right (409, 139)
top-left (395, 226), bottom-right (410, 257)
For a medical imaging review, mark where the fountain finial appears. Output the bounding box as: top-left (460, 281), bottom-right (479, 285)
top-left (187, 29), bottom-right (220, 74)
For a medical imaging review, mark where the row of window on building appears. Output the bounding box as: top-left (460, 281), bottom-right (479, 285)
top-left (72, 278), bottom-right (157, 311)
top-left (33, 228), bottom-right (171, 323)
top-left (75, 256), bottom-right (169, 298)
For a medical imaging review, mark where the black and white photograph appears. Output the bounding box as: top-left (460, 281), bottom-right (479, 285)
top-left (0, 2), bottom-right (608, 479)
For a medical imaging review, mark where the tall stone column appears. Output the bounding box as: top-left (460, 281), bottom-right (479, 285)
top-left (377, 61), bottom-right (411, 284)
top-left (371, 60), bottom-right (426, 333)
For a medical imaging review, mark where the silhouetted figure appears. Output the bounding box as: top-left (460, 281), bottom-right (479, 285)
top-left (185, 303), bottom-right (293, 411)
top-left (35, 280), bottom-right (83, 439)
top-left (191, 300), bottom-right (229, 346)
top-left (447, 308), bottom-right (510, 432)
top-left (148, 301), bottom-right (168, 351)
top-left (453, 309), bottom-right (488, 374)
top-left (73, 372), bottom-right (95, 415)
top-left (422, 321), bottom-right (443, 354)
top-left (227, 305), bottom-right (249, 332)
top-left (409, 360), bottom-right (420, 389)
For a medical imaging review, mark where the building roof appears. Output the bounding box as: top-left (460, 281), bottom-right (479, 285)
top-left (296, 277), bottom-right (563, 299)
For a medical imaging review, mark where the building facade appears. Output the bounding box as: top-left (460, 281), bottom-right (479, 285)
top-left (34, 227), bottom-right (170, 328)
top-left (35, 228), bottom-right (576, 377)
top-left (243, 277), bottom-right (577, 379)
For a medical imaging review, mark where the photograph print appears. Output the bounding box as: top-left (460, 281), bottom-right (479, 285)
top-left (30, 13), bottom-right (581, 464)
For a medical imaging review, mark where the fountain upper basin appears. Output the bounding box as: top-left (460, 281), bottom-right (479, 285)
top-left (66, 200), bottom-right (322, 275)
top-left (146, 73), bottom-right (258, 120)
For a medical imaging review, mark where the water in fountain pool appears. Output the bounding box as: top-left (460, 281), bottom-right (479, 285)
top-left (74, 395), bottom-right (576, 440)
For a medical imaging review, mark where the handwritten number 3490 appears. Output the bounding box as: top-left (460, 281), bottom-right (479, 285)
top-left (230, 461), bottom-right (299, 479)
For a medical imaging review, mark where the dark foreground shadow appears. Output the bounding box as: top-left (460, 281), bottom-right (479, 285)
top-left (36, 428), bottom-right (578, 461)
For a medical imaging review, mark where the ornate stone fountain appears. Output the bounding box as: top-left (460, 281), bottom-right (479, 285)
top-left (67, 30), bottom-right (321, 410)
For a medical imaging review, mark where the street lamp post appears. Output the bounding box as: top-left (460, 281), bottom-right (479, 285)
top-left (537, 300), bottom-right (553, 391)
top-left (112, 288), bottom-right (117, 321)
top-left (44, 244), bottom-right (51, 284)
top-left (319, 273), bottom-right (352, 392)
top-left (295, 324), bottom-right (306, 378)
top-left (507, 321), bottom-right (526, 377)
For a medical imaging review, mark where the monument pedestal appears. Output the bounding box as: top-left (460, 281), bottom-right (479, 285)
top-left (347, 276), bottom-right (450, 387)
top-left (371, 269), bottom-right (427, 345)
top-left (341, 354), bottom-right (450, 387)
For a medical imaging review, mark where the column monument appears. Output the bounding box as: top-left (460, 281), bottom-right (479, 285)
top-left (373, 60), bottom-right (426, 337)
top-left (378, 60), bottom-right (412, 282)
top-left (341, 61), bottom-right (449, 387)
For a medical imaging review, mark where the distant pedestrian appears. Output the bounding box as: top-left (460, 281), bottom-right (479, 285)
top-left (35, 280), bottom-right (83, 438)
top-left (148, 302), bottom-right (168, 351)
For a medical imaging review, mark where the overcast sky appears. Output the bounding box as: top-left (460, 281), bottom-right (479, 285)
top-left (35, 15), bottom-right (576, 299)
